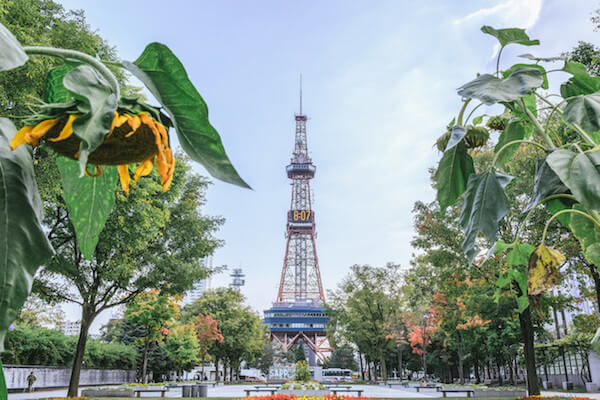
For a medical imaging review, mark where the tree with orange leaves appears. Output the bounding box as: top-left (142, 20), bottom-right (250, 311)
top-left (195, 313), bottom-right (224, 361)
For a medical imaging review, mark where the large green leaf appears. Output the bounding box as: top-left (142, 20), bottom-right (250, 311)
top-left (568, 204), bottom-right (600, 265)
top-left (56, 157), bottom-right (117, 261)
top-left (525, 157), bottom-right (570, 211)
top-left (481, 26), bottom-right (540, 47)
top-left (563, 92), bottom-right (600, 132)
top-left (494, 119), bottom-right (532, 168)
top-left (434, 141), bottom-right (474, 216)
top-left (546, 199), bottom-right (572, 227)
top-left (503, 63), bottom-right (548, 89)
top-left (446, 125), bottom-right (466, 150)
top-left (0, 118), bottom-right (54, 351)
top-left (0, 22), bottom-right (27, 71)
top-left (561, 61), bottom-right (600, 98)
top-left (459, 171), bottom-right (512, 263)
top-left (44, 62), bottom-right (79, 103)
top-left (122, 43), bottom-right (250, 189)
top-left (62, 65), bottom-right (118, 174)
top-left (494, 241), bottom-right (535, 267)
top-left (457, 67), bottom-right (544, 106)
top-left (546, 149), bottom-right (600, 213)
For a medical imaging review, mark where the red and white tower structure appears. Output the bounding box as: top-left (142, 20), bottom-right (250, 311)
top-left (264, 84), bottom-right (330, 364)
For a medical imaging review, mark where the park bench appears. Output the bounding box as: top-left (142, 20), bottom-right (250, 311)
top-left (325, 384), bottom-right (352, 389)
top-left (415, 384), bottom-right (442, 392)
top-left (133, 387), bottom-right (168, 397)
top-left (440, 388), bottom-right (475, 398)
top-left (245, 388), bottom-right (278, 396)
top-left (330, 388), bottom-right (363, 397)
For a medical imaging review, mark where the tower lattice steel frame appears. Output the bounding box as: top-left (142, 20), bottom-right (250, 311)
top-left (264, 87), bottom-right (330, 364)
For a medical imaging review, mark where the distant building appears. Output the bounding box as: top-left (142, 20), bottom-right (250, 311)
top-left (61, 321), bottom-right (81, 336)
top-left (230, 268), bottom-right (245, 289)
top-left (182, 257), bottom-right (213, 306)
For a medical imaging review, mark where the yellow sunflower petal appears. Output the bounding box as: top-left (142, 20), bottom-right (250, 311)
top-left (27, 119), bottom-right (59, 145)
top-left (117, 165), bottom-right (131, 196)
top-left (133, 157), bottom-right (154, 187)
top-left (128, 115), bottom-right (141, 131)
top-left (84, 165), bottom-right (102, 177)
top-left (49, 114), bottom-right (76, 142)
top-left (10, 126), bottom-right (33, 150)
top-left (115, 114), bottom-right (129, 128)
top-left (162, 156), bottom-right (175, 192)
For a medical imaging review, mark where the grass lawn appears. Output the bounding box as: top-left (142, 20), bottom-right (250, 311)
top-left (86, 398), bottom-right (521, 400)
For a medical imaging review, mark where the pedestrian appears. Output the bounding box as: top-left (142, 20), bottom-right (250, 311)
top-left (27, 371), bottom-right (37, 393)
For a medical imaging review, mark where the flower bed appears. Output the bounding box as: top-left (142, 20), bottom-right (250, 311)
top-left (517, 397), bottom-right (595, 400)
top-left (240, 395), bottom-right (375, 400)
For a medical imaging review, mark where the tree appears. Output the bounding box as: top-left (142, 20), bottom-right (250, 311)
top-left (124, 290), bottom-right (180, 383)
top-left (325, 344), bottom-right (358, 371)
top-left (163, 322), bottom-right (200, 377)
top-left (33, 155), bottom-right (222, 395)
top-left (194, 313), bottom-right (224, 361)
top-left (294, 360), bottom-right (311, 382)
top-left (182, 288), bottom-right (266, 382)
top-left (16, 295), bottom-right (65, 329)
top-left (328, 263), bottom-right (402, 381)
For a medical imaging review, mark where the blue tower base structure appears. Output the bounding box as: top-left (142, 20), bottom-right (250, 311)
top-left (264, 300), bottom-right (331, 364)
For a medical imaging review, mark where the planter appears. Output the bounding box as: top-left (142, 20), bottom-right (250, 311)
top-left (81, 388), bottom-right (135, 398)
top-left (562, 381), bottom-right (574, 390)
top-left (473, 390), bottom-right (527, 398)
top-left (586, 382), bottom-right (598, 392)
top-left (542, 381), bottom-right (553, 390)
top-left (279, 390), bottom-right (329, 396)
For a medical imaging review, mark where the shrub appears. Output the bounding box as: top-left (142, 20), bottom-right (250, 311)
top-left (294, 360), bottom-right (311, 382)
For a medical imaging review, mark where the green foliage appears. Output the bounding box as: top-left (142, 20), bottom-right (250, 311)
top-left (61, 64), bottom-right (118, 172)
top-left (294, 360), bottom-right (311, 382)
top-left (481, 26), bottom-right (540, 47)
top-left (457, 68), bottom-right (544, 106)
top-left (459, 171), bottom-right (512, 262)
top-left (494, 120), bottom-right (532, 168)
top-left (0, 19), bottom-right (27, 71)
top-left (325, 344), bottom-right (358, 370)
top-left (122, 43), bottom-right (249, 189)
top-left (0, 119), bottom-right (54, 352)
top-left (162, 322), bottom-right (200, 373)
top-left (56, 156), bottom-right (117, 260)
top-left (434, 141), bottom-right (474, 216)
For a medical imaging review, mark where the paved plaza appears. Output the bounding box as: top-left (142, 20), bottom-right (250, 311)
top-left (7, 384), bottom-right (600, 399)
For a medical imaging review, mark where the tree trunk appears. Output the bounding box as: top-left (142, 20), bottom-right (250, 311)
top-left (359, 351), bottom-right (365, 381)
top-left (457, 332), bottom-right (465, 384)
top-left (67, 305), bottom-right (96, 397)
top-left (509, 361), bottom-right (515, 385)
top-left (380, 349), bottom-right (387, 382)
top-left (142, 338), bottom-right (150, 384)
top-left (474, 359), bottom-right (480, 383)
top-left (590, 264), bottom-right (600, 311)
top-left (215, 356), bottom-right (219, 383)
top-left (519, 305), bottom-right (540, 395)
top-left (496, 361), bottom-right (503, 385)
top-left (397, 347), bottom-right (403, 381)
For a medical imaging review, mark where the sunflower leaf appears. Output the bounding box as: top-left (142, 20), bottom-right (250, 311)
top-left (528, 244), bottom-right (564, 295)
top-left (568, 204), bottom-right (600, 265)
top-left (56, 157), bottom-right (117, 261)
top-left (561, 61), bottom-right (600, 98)
top-left (122, 43), bottom-right (250, 189)
top-left (494, 119), bottom-right (533, 168)
top-left (0, 22), bottom-right (27, 71)
top-left (45, 62), bottom-right (80, 103)
top-left (503, 63), bottom-right (548, 89)
top-left (481, 26), bottom-right (540, 47)
top-left (434, 141), bottom-right (474, 216)
top-left (525, 157), bottom-right (570, 212)
top-left (563, 92), bottom-right (600, 132)
top-left (457, 67), bottom-right (544, 106)
top-left (546, 149), bottom-right (600, 213)
top-left (459, 171), bottom-right (512, 263)
top-left (0, 118), bottom-right (54, 352)
top-left (62, 65), bottom-right (118, 175)
top-left (0, 358), bottom-right (6, 400)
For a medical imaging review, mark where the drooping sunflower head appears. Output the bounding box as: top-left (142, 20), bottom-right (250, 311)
top-left (11, 109), bottom-right (174, 195)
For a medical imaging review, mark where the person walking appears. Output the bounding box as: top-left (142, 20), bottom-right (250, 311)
top-left (26, 371), bottom-right (37, 392)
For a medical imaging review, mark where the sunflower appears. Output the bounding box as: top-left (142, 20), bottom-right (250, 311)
top-left (10, 111), bottom-right (175, 195)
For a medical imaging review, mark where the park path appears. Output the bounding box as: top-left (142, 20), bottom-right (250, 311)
top-left (6, 384), bottom-right (600, 399)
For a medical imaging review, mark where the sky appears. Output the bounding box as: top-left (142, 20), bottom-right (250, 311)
top-left (53, 0), bottom-right (600, 332)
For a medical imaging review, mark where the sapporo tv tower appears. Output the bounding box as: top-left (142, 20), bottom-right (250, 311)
top-left (264, 81), bottom-right (331, 365)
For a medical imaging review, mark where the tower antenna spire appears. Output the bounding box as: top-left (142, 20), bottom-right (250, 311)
top-left (299, 74), bottom-right (303, 115)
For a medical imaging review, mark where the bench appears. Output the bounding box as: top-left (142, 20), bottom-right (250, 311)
top-left (330, 388), bottom-right (363, 397)
top-left (440, 388), bottom-right (475, 398)
top-left (245, 388), bottom-right (278, 396)
top-left (254, 385), bottom-right (280, 389)
top-left (416, 384), bottom-right (442, 392)
top-left (133, 388), bottom-right (168, 398)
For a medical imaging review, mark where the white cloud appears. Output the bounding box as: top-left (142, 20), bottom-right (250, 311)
top-left (454, 0), bottom-right (542, 28)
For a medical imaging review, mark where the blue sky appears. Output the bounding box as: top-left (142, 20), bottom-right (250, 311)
top-left (54, 0), bottom-right (599, 331)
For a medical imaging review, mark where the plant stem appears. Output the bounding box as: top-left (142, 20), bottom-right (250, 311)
top-left (492, 139), bottom-right (547, 167)
top-left (513, 194), bottom-right (576, 244)
top-left (541, 209), bottom-right (600, 244)
top-left (23, 46), bottom-right (120, 99)
top-left (457, 99), bottom-right (472, 126)
top-left (496, 46), bottom-right (505, 77)
top-left (518, 98), bottom-right (555, 148)
top-left (464, 102), bottom-right (484, 125)
top-left (569, 123), bottom-right (597, 146)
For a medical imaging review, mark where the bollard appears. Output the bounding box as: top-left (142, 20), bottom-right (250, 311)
top-left (197, 384), bottom-right (208, 398)
top-left (182, 384), bottom-right (194, 397)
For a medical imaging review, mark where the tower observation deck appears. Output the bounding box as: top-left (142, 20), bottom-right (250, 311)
top-left (264, 86), bottom-right (331, 364)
